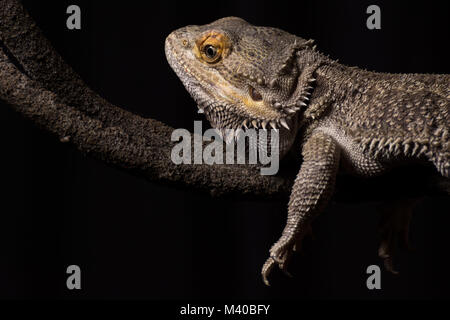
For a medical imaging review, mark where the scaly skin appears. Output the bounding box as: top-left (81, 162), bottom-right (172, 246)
top-left (165, 17), bottom-right (449, 285)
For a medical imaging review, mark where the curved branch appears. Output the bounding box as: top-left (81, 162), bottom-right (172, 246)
top-left (0, 0), bottom-right (293, 198)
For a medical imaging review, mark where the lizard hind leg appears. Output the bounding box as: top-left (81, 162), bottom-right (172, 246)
top-left (377, 197), bottom-right (422, 274)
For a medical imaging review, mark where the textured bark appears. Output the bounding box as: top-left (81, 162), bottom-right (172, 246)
top-left (0, 0), bottom-right (292, 198)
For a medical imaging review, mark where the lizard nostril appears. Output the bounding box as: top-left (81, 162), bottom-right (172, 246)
top-left (249, 86), bottom-right (263, 101)
top-left (182, 39), bottom-right (188, 47)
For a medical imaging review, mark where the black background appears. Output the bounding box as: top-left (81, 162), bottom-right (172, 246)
top-left (0, 0), bottom-right (449, 300)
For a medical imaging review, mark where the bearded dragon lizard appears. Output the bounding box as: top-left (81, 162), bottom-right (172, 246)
top-left (165, 17), bottom-right (449, 285)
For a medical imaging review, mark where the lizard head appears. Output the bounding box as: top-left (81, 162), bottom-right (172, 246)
top-left (165, 17), bottom-right (317, 149)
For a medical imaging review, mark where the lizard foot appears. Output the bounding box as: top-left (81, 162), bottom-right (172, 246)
top-left (261, 243), bottom-right (294, 286)
top-left (377, 198), bottom-right (421, 274)
top-left (261, 225), bottom-right (312, 286)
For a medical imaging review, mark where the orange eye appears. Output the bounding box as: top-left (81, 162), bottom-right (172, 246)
top-left (196, 32), bottom-right (230, 64)
top-left (200, 38), bottom-right (223, 63)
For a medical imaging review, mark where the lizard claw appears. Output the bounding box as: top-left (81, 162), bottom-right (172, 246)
top-left (261, 235), bottom-right (302, 285)
top-left (261, 248), bottom-right (294, 286)
top-left (262, 257), bottom-right (275, 286)
top-left (261, 224), bottom-right (313, 285)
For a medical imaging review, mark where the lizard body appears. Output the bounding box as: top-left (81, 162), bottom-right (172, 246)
top-left (165, 17), bottom-right (449, 285)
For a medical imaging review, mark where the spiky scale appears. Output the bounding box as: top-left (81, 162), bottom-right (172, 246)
top-left (279, 118), bottom-right (290, 130)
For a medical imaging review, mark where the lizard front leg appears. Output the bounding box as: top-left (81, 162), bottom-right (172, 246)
top-left (262, 131), bottom-right (340, 285)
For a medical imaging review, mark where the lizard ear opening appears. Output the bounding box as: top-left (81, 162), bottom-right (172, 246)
top-left (249, 86), bottom-right (263, 101)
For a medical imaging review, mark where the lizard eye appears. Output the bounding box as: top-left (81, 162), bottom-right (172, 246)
top-left (204, 45), bottom-right (218, 60)
top-left (200, 41), bottom-right (222, 63)
top-left (249, 86), bottom-right (263, 101)
top-left (197, 32), bottom-right (230, 64)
